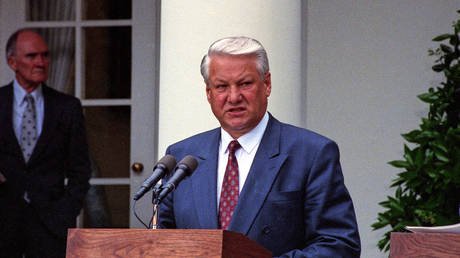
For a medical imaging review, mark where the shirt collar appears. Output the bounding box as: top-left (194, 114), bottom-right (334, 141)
top-left (220, 112), bottom-right (269, 154)
top-left (13, 79), bottom-right (43, 105)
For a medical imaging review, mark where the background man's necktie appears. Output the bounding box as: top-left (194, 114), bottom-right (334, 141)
top-left (219, 140), bottom-right (241, 230)
top-left (20, 94), bottom-right (37, 162)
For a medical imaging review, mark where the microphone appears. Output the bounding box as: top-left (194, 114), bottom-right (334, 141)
top-left (133, 155), bottom-right (177, 201)
top-left (156, 155), bottom-right (198, 203)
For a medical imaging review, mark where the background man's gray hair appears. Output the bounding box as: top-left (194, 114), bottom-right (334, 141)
top-left (200, 36), bottom-right (270, 83)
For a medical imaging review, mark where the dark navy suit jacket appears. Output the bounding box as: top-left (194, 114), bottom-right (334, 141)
top-left (0, 83), bottom-right (91, 241)
top-left (158, 114), bottom-right (360, 257)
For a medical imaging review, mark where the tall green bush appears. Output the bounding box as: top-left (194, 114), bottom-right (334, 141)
top-left (372, 10), bottom-right (460, 252)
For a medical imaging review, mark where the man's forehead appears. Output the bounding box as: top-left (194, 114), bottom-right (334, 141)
top-left (16, 33), bottom-right (49, 53)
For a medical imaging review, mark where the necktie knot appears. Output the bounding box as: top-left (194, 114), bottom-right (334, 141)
top-left (24, 94), bottom-right (35, 109)
top-left (228, 140), bottom-right (241, 154)
top-left (25, 94), bottom-right (34, 103)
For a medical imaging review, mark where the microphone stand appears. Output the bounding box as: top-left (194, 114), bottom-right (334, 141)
top-left (151, 203), bottom-right (159, 229)
top-left (151, 186), bottom-right (161, 229)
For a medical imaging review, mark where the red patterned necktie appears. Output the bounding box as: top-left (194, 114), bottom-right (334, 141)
top-left (218, 140), bottom-right (241, 230)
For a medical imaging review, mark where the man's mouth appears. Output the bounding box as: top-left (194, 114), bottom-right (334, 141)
top-left (227, 107), bottom-right (246, 115)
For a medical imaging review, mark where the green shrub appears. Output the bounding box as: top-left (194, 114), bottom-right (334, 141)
top-left (372, 10), bottom-right (460, 252)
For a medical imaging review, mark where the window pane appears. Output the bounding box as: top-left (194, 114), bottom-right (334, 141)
top-left (83, 0), bottom-right (132, 20)
top-left (84, 106), bottom-right (130, 178)
top-left (84, 27), bottom-right (131, 99)
top-left (26, 0), bottom-right (75, 21)
top-left (83, 185), bottom-right (129, 228)
top-left (36, 28), bottom-right (75, 95)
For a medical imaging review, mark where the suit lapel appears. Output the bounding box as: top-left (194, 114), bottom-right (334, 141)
top-left (28, 85), bottom-right (59, 164)
top-left (230, 116), bottom-right (288, 234)
top-left (191, 129), bottom-right (221, 228)
top-left (0, 84), bottom-right (26, 161)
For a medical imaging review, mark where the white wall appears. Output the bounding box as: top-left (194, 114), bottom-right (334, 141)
top-left (159, 1), bottom-right (460, 257)
top-left (306, 1), bottom-right (459, 257)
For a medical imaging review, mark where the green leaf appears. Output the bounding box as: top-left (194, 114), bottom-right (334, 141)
top-left (432, 34), bottom-right (453, 42)
top-left (397, 171), bottom-right (418, 182)
top-left (449, 35), bottom-right (458, 45)
top-left (393, 221), bottom-right (408, 231)
top-left (372, 218), bottom-right (389, 230)
top-left (432, 141), bottom-right (449, 154)
top-left (414, 148), bottom-right (424, 167)
top-left (418, 92), bottom-right (438, 103)
top-left (403, 145), bottom-right (415, 165)
top-left (427, 170), bottom-right (439, 179)
top-left (432, 64), bottom-right (445, 72)
top-left (390, 177), bottom-right (406, 187)
top-left (388, 160), bottom-right (409, 168)
top-left (377, 237), bottom-right (389, 251)
top-left (402, 130), bottom-right (421, 142)
top-left (388, 197), bottom-right (405, 215)
top-left (440, 44), bottom-right (453, 54)
top-left (395, 186), bottom-right (402, 198)
top-left (434, 149), bottom-right (450, 162)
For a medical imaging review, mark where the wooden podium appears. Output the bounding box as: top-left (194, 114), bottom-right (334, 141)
top-left (390, 232), bottom-right (460, 257)
top-left (66, 228), bottom-right (272, 258)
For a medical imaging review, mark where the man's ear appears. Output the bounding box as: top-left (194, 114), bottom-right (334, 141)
top-left (206, 83), bottom-right (211, 101)
top-left (7, 56), bottom-right (17, 71)
top-left (264, 72), bottom-right (272, 97)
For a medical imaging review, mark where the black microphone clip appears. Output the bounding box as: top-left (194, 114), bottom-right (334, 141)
top-left (133, 155), bottom-right (177, 201)
top-left (155, 155), bottom-right (198, 203)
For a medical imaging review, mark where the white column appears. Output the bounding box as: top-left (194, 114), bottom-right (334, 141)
top-left (158, 0), bottom-right (302, 155)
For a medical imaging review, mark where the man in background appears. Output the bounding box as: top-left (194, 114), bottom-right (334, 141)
top-left (158, 36), bottom-right (360, 257)
top-left (0, 29), bottom-right (91, 258)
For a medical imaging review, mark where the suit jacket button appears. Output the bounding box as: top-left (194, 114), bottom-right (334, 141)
top-left (262, 226), bottom-right (271, 235)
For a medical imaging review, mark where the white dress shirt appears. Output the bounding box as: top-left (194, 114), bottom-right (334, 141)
top-left (13, 80), bottom-right (44, 141)
top-left (217, 112), bottom-right (269, 205)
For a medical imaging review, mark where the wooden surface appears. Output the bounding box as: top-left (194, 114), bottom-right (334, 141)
top-left (66, 228), bottom-right (271, 258)
top-left (390, 232), bottom-right (460, 258)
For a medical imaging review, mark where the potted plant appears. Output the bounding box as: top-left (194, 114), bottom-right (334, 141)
top-left (372, 10), bottom-right (460, 252)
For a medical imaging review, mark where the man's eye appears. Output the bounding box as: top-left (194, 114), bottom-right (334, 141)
top-left (241, 81), bottom-right (252, 87)
top-left (215, 84), bottom-right (227, 90)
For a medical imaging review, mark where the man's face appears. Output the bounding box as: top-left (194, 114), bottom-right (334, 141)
top-left (206, 54), bottom-right (271, 138)
top-left (7, 31), bottom-right (49, 92)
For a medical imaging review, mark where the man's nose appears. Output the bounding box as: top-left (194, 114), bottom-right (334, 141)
top-left (228, 86), bottom-right (242, 102)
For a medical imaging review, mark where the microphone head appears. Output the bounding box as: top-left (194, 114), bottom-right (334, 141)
top-left (158, 154), bottom-right (177, 173)
top-left (178, 155), bottom-right (198, 175)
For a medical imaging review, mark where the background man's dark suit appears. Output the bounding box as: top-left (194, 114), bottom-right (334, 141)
top-left (158, 115), bottom-right (361, 257)
top-left (0, 83), bottom-right (91, 257)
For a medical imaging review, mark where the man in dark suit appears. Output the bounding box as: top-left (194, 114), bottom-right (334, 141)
top-left (0, 29), bottom-right (91, 258)
top-left (158, 36), bottom-right (361, 257)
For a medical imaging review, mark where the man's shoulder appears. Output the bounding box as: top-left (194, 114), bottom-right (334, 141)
top-left (0, 84), bottom-right (13, 103)
top-left (171, 127), bottom-right (220, 146)
top-left (42, 85), bottom-right (81, 105)
top-left (166, 127), bottom-right (220, 157)
top-left (42, 85), bottom-right (74, 98)
top-left (0, 83), bottom-right (13, 93)
top-left (271, 117), bottom-right (332, 142)
top-left (271, 117), bottom-right (337, 150)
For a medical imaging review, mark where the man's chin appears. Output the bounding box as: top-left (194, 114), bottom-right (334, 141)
top-left (32, 79), bottom-right (47, 85)
top-left (222, 122), bottom-right (250, 136)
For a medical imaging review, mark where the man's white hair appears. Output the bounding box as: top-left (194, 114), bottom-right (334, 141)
top-left (200, 36), bottom-right (269, 83)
